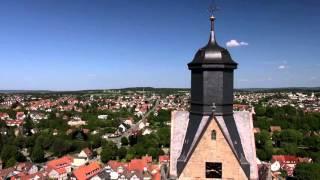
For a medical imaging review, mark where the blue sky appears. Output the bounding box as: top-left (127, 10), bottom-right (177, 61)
top-left (0, 0), bottom-right (319, 90)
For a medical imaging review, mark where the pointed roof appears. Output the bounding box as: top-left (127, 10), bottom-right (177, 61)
top-left (188, 15), bottom-right (237, 69)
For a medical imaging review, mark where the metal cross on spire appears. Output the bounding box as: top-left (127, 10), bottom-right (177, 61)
top-left (208, 0), bottom-right (220, 32)
top-left (208, 0), bottom-right (220, 17)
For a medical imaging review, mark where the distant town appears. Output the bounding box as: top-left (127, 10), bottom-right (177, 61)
top-left (0, 88), bottom-right (319, 179)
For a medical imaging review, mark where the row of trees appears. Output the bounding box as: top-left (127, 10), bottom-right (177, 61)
top-left (254, 105), bottom-right (320, 131)
top-left (101, 126), bottom-right (170, 163)
top-left (254, 104), bottom-right (320, 178)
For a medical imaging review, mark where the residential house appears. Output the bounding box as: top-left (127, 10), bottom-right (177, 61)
top-left (142, 128), bottom-right (152, 136)
top-left (73, 148), bottom-right (94, 167)
top-left (0, 113), bottom-right (9, 120)
top-left (269, 126), bottom-right (282, 134)
top-left (79, 148), bottom-right (93, 160)
top-left (47, 156), bottom-right (73, 174)
top-left (0, 167), bottom-right (18, 180)
top-left (124, 118), bottom-right (134, 126)
top-left (272, 155), bottom-right (298, 176)
top-left (72, 162), bottom-right (101, 180)
top-left (5, 120), bottom-right (24, 127)
top-left (158, 155), bottom-right (169, 164)
top-left (253, 128), bottom-right (261, 134)
top-left (15, 162), bottom-right (38, 175)
top-left (97, 115), bottom-right (108, 120)
top-left (68, 119), bottom-right (87, 127)
top-left (47, 168), bottom-right (68, 180)
top-left (118, 123), bottom-right (130, 133)
top-left (20, 171), bottom-right (48, 180)
top-left (16, 112), bottom-right (25, 120)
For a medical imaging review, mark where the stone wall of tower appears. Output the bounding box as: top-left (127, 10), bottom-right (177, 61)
top-left (179, 116), bottom-right (248, 180)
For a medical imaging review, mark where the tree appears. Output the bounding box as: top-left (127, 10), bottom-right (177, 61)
top-left (16, 151), bottom-right (26, 162)
top-left (121, 137), bottom-right (129, 146)
top-left (129, 135), bottom-right (138, 146)
top-left (284, 143), bottom-right (298, 155)
top-left (255, 130), bottom-right (273, 161)
top-left (36, 134), bottom-right (52, 150)
top-left (88, 134), bottom-right (102, 149)
top-left (5, 157), bottom-right (16, 168)
top-left (255, 130), bottom-right (270, 148)
top-left (132, 143), bottom-right (146, 157)
top-left (24, 117), bottom-right (34, 133)
top-left (101, 142), bottom-right (118, 163)
top-left (31, 143), bottom-right (45, 163)
top-left (157, 127), bottom-right (170, 147)
top-left (279, 129), bottom-right (303, 145)
top-left (51, 138), bottom-right (72, 156)
top-left (294, 163), bottom-right (320, 180)
top-left (117, 147), bottom-right (127, 160)
top-left (14, 136), bottom-right (26, 148)
top-left (254, 117), bottom-right (271, 130)
top-left (125, 148), bottom-right (136, 161)
top-left (1, 145), bottom-right (17, 162)
top-left (255, 105), bottom-right (266, 116)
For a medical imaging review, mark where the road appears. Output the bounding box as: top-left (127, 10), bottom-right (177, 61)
top-left (109, 99), bottom-right (160, 146)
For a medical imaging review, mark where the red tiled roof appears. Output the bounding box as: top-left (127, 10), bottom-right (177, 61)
top-left (0, 113), bottom-right (9, 117)
top-left (73, 162), bottom-right (101, 180)
top-left (54, 167), bottom-right (66, 175)
top-left (107, 160), bottom-right (127, 170)
top-left (158, 155), bottom-right (169, 163)
top-left (47, 156), bottom-right (73, 169)
top-left (0, 167), bottom-right (15, 179)
top-left (128, 159), bottom-right (148, 171)
top-left (272, 155), bottom-right (297, 164)
top-left (142, 155), bottom-right (152, 163)
top-left (5, 120), bottom-right (24, 125)
top-left (20, 171), bottom-right (48, 180)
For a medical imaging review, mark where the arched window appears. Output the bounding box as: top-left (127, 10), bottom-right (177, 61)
top-left (211, 130), bottom-right (216, 140)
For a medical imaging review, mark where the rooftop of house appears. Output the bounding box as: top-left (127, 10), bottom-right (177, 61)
top-left (47, 155), bottom-right (73, 169)
top-left (73, 161), bottom-right (101, 180)
top-left (272, 155), bottom-right (298, 163)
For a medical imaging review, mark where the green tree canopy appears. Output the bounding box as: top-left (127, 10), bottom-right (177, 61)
top-left (31, 143), bottom-right (45, 163)
top-left (294, 163), bottom-right (320, 180)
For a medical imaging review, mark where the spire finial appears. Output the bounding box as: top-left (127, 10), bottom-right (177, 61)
top-left (208, 1), bottom-right (219, 45)
top-left (210, 15), bottom-right (215, 31)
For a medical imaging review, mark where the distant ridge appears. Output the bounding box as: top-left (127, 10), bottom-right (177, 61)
top-left (1, 87), bottom-right (320, 94)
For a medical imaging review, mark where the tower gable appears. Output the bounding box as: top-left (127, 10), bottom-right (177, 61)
top-left (179, 116), bottom-right (247, 180)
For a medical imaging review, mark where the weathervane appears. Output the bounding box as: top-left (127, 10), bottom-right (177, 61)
top-left (208, 0), bottom-right (220, 17)
top-left (208, 0), bottom-right (219, 31)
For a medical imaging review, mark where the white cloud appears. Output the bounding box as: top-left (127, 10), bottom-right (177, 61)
top-left (278, 65), bottom-right (287, 69)
top-left (240, 42), bottom-right (248, 46)
top-left (226, 39), bottom-right (249, 47)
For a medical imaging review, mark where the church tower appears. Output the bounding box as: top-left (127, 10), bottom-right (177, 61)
top-left (169, 14), bottom-right (258, 180)
top-left (188, 15), bottom-right (237, 116)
